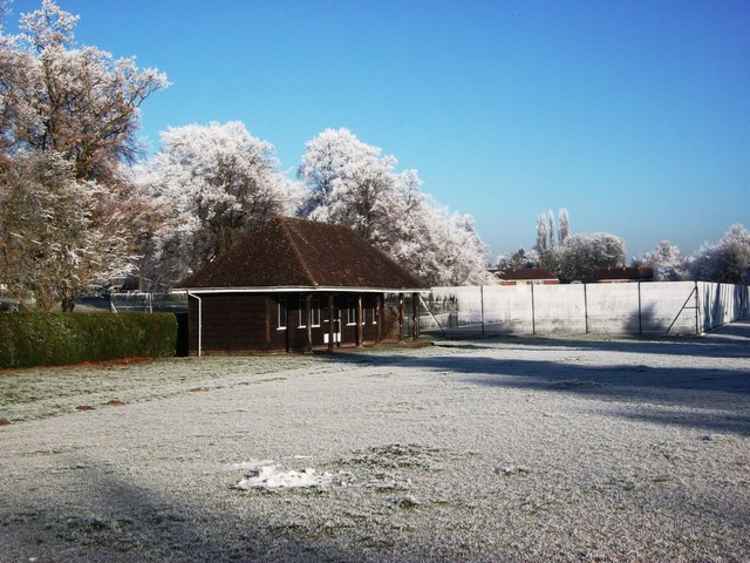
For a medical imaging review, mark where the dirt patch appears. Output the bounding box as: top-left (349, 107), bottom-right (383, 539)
top-left (0, 356), bottom-right (156, 375)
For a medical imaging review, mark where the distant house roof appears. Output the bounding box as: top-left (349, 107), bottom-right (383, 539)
top-left (497, 268), bottom-right (559, 281)
top-left (593, 267), bottom-right (654, 282)
top-left (178, 217), bottom-right (427, 292)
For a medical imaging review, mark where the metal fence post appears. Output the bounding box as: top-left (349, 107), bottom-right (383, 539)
top-left (480, 285), bottom-right (486, 338)
top-left (694, 280), bottom-right (700, 335)
top-left (530, 283), bottom-right (536, 336)
top-left (637, 281), bottom-right (642, 335)
top-left (583, 283), bottom-right (589, 335)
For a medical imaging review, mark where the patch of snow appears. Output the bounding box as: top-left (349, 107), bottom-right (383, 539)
top-left (495, 465), bottom-right (530, 477)
top-left (232, 460), bottom-right (332, 490)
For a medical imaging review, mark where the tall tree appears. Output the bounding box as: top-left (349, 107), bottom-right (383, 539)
top-left (690, 224), bottom-right (750, 283)
top-left (534, 209), bottom-right (562, 272)
top-left (535, 213), bottom-right (549, 254)
top-left (546, 209), bottom-right (556, 250)
top-left (135, 121), bottom-right (302, 288)
top-left (557, 233), bottom-right (626, 282)
top-left (0, 153), bottom-right (132, 310)
top-left (299, 128), bottom-right (489, 285)
top-left (298, 128), bottom-right (400, 246)
top-left (0, 0), bottom-right (168, 308)
top-left (558, 208), bottom-right (571, 244)
top-left (640, 240), bottom-right (686, 281)
top-left (1, 0), bottom-right (169, 183)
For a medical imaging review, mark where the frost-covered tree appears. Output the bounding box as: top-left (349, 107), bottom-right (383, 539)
top-left (298, 128), bottom-right (402, 247)
top-left (496, 248), bottom-right (540, 273)
top-left (0, 1), bottom-right (164, 308)
top-left (641, 240), bottom-right (686, 281)
top-left (558, 208), bottom-right (571, 245)
top-left (135, 121), bottom-right (302, 288)
top-left (546, 210), bottom-right (556, 250)
top-left (418, 203), bottom-right (489, 286)
top-left (0, 152), bottom-right (133, 310)
top-left (534, 209), bottom-right (563, 272)
top-left (535, 214), bottom-right (549, 254)
top-left (690, 224), bottom-right (750, 283)
top-left (535, 208), bottom-right (571, 252)
top-left (557, 233), bottom-right (626, 282)
top-left (298, 128), bottom-right (489, 285)
top-left (0, 0), bottom-right (169, 184)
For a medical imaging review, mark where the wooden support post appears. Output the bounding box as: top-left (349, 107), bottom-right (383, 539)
top-left (377, 293), bottom-right (384, 342)
top-left (336, 307), bottom-right (341, 347)
top-left (398, 293), bottom-right (404, 341)
top-left (412, 292), bottom-right (419, 340)
top-left (356, 294), bottom-right (364, 347)
top-left (284, 298), bottom-right (290, 354)
top-left (328, 294), bottom-right (335, 352)
top-left (265, 296), bottom-right (272, 349)
top-left (305, 294), bottom-right (313, 353)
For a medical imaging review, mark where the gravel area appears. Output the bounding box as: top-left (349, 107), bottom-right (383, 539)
top-left (1, 323), bottom-right (749, 562)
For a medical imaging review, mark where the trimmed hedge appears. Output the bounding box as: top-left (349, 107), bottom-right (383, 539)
top-left (0, 312), bottom-right (177, 369)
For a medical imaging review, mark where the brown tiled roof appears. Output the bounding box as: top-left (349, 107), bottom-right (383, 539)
top-left (498, 268), bottom-right (559, 281)
top-left (179, 217), bottom-right (427, 290)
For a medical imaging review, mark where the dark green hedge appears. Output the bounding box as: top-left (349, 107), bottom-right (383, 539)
top-left (0, 312), bottom-right (177, 369)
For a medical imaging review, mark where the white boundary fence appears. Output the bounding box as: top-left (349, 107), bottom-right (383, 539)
top-left (421, 281), bottom-right (750, 338)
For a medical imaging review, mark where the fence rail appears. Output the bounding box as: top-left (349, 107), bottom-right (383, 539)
top-left (109, 292), bottom-right (187, 314)
top-left (420, 281), bottom-right (750, 338)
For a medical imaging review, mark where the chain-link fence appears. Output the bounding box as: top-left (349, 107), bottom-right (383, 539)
top-left (419, 281), bottom-right (750, 338)
top-left (107, 282), bottom-right (749, 342)
top-left (109, 292), bottom-right (187, 314)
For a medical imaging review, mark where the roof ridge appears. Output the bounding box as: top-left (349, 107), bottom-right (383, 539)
top-left (279, 217), bottom-right (319, 287)
top-left (350, 230), bottom-right (424, 287)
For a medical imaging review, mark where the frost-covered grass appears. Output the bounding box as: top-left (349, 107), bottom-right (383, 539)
top-left (1, 323), bottom-right (750, 562)
top-left (0, 355), bottom-right (324, 422)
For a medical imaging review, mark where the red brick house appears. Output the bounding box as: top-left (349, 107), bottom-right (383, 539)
top-left (175, 217), bottom-right (428, 355)
top-left (495, 268), bottom-right (560, 285)
top-left (592, 267), bottom-right (654, 283)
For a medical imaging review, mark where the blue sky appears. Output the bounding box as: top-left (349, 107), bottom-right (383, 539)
top-left (8, 0), bottom-right (750, 258)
